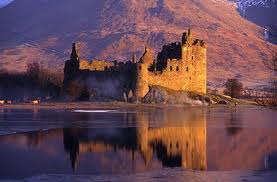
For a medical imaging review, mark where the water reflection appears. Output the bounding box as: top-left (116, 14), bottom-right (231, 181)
top-left (0, 108), bottom-right (277, 179)
top-left (63, 109), bottom-right (207, 171)
top-left (267, 152), bottom-right (277, 170)
top-left (225, 110), bottom-right (242, 136)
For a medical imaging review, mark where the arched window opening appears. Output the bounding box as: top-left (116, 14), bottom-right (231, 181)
top-left (176, 66), bottom-right (179, 71)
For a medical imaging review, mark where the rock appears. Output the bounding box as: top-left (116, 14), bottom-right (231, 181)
top-left (143, 87), bottom-right (168, 104)
top-left (143, 86), bottom-right (207, 106)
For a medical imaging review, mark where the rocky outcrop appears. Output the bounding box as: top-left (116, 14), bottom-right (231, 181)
top-left (143, 86), bottom-right (207, 105)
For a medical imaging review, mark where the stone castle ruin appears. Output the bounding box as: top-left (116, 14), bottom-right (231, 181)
top-left (63, 29), bottom-right (207, 100)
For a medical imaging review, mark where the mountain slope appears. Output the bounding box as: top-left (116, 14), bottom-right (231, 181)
top-left (235, 0), bottom-right (277, 44)
top-left (0, 0), bottom-right (276, 87)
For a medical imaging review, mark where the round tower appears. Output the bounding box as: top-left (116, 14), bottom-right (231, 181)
top-left (134, 63), bottom-right (149, 99)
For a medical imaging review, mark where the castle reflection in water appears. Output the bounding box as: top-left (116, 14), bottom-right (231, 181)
top-left (63, 109), bottom-right (207, 171)
top-left (1, 107), bottom-right (277, 177)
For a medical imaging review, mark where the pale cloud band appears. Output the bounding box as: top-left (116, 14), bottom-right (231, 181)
top-left (0, 0), bottom-right (15, 8)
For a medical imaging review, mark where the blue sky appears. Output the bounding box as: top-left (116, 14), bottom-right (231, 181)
top-left (0, 0), bottom-right (14, 8)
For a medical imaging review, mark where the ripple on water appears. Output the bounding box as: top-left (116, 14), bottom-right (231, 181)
top-left (25, 170), bottom-right (277, 182)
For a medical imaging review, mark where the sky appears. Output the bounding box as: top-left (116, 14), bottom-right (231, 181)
top-left (0, 0), bottom-right (14, 8)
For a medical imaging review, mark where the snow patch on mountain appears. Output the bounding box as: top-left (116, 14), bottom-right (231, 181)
top-left (234, 0), bottom-right (276, 12)
top-left (212, 0), bottom-right (276, 10)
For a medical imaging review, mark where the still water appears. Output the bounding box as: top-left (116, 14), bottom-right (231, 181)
top-left (0, 107), bottom-right (276, 182)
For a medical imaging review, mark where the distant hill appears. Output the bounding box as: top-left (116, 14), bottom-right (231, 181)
top-left (0, 0), bottom-right (276, 88)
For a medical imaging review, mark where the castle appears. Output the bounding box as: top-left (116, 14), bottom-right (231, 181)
top-left (63, 29), bottom-right (207, 100)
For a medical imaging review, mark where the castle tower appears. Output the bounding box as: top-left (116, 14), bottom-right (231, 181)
top-left (182, 29), bottom-right (193, 46)
top-left (181, 29), bottom-right (207, 94)
top-left (71, 43), bottom-right (79, 61)
top-left (134, 63), bottom-right (149, 99)
top-left (194, 41), bottom-right (207, 94)
top-left (134, 47), bottom-right (154, 99)
top-left (140, 47), bottom-right (154, 68)
top-left (181, 29), bottom-right (193, 61)
top-left (63, 43), bottom-right (80, 87)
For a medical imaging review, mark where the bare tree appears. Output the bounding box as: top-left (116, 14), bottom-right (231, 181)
top-left (256, 54), bottom-right (277, 108)
top-left (224, 78), bottom-right (243, 99)
top-left (26, 62), bottom-right (41, 79)
top-left (264, 53), bottom-right (277, 72)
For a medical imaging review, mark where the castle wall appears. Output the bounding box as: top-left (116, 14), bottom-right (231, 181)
top-left (79, 68), bottom-right (135, 100)
top-left (80, 60), bottom-right (114, 71)
top-left (146, 44), bottom-right (206, 94)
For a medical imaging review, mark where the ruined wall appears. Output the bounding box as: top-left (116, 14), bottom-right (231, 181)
top-left (80, 60), bottom-right (114, 71)
top-left (79, 67), bottom-right (136, 100)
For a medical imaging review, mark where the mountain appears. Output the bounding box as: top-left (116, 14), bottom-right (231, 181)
top-left (0, 0), bottom-right (276, 88)
top-left (234, 0), bottom-right (277, 44)
top-left (232, 0), bottom-right (276, 10)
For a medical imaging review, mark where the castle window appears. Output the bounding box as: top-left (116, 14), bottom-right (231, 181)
top-left (176, 66), bottom-right (179, 71)
top-left (186, 67), bottom-right (189, 72)
top-left (192, 56), bottom-right (194, 60)
top-left (139, 65), bottom-right (142, 70)
top-left (170, 66), bottom-right (173, 71)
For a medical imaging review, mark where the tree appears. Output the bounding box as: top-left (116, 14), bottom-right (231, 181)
top-left (66, 81), bottom-right (84, 100)
top-left (224, 79), bottom-right (243, 99)
top-left (264, 53), bottom-right (277, 72)
top-left (264, 53), bottom-right (277, 107)
top-left (26, 62), bottom-right (41, 79)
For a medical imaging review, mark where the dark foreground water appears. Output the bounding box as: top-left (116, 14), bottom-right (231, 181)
top-left (0, 107), bottom-right (277, 182)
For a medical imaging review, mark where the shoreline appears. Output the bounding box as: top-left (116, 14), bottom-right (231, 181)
top-left (0, 101), bottom-right (260, 110)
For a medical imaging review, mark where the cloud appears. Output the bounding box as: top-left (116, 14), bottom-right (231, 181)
top-left (0, 0), bottom-right (14, 8)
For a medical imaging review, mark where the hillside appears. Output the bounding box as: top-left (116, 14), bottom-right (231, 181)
top-left (0, 0), bottom-right (276, 88)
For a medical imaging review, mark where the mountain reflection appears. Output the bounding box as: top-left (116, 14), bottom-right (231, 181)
top-left (63, 109), bottom-right (207, 171)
